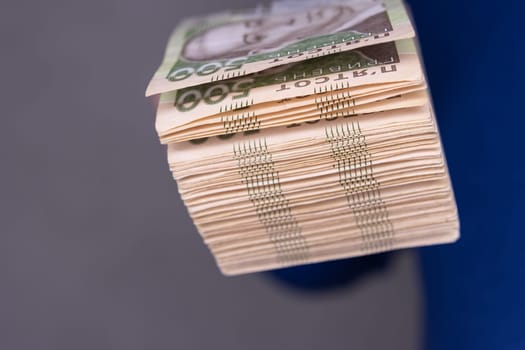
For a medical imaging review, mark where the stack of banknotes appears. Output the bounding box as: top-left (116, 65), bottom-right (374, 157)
top-left (146, 0), bottom-right (459, 275)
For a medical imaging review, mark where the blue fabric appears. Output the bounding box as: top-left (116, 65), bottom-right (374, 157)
top-left (408, 0), bottom-right (525, 349)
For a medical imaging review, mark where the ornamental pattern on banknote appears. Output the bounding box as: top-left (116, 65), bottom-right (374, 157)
top-left (326, 121), bottom-right (394, 252)
top-left (233, 138), bottom-right (309, 263)
top-left (173, 42), bottom-right (400, 115)
top-left (166, 0), bottom-right (393, 83)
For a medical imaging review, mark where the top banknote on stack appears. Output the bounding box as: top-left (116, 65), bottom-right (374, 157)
top-left (146, 0), bottom-right (459, 275)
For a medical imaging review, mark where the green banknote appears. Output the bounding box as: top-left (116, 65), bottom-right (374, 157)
top-left (155, 39), bottom-right (423, 139)
top-left (146, 0), bottom-right (415, 96)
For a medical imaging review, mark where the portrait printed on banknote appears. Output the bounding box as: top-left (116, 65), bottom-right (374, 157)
top-left (181, 0), bottom-right (392, 62)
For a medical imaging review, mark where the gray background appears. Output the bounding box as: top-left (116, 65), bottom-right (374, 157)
top-left (1, 0), bottom-right (423, 349)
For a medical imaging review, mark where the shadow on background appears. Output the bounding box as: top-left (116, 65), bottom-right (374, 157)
top-left (267, 253), bottom-right (391, 292)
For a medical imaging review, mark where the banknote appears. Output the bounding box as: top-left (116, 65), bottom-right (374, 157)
top-left (168, 104), bottom-right (433, 162)
top-left (166, 105), bottom-right (458, 274)
top-left (155, 39), bottom-right (422, 142)
top-left (161, 90), bottom-right (429, 143)
top-left (145, 0), bottom-right (415, 96)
